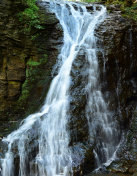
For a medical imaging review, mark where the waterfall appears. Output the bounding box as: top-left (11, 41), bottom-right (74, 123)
top-left (0, 1), bottom-right (120, 176)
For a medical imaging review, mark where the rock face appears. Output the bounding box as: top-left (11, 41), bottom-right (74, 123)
top-left (95, 9), bottom-right (137, 176)
top-left (0, 1), bottom-right (137, 176)
top-left (68, 6), bottom-right (137, 176)
top-left (0, 0), bottom-right (62, 137)
top-left (69, 51), bottom-right (95, 175)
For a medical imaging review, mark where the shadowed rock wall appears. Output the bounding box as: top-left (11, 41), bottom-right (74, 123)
top-left (96, 8), bottom-right (137, 176)
top-left (0, 0), bottom-right (62, 137)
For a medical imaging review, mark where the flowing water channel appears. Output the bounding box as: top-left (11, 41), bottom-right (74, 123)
top-left (1, 1), bottom-right (120, 175)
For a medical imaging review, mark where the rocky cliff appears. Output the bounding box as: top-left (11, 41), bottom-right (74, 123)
top-left (68, 5), bottom-right (137, 176)
top-left (96, 7), bottom-right (137, 175)
top-left (0, 0), bottom-right (62, 137)
top-left (0, 1), bottom-right (137, 176)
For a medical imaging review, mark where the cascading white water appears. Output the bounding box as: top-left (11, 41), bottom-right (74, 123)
top-left (85, 21), bottom-right (120, 168)
top-left (0, 1), bottom-right (119, 176)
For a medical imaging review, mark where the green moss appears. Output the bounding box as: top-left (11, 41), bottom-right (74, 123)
top-left (122, 3), bottom-right (137, 21)
top-left (27, 55), bottom-right (48, 66)
top-left (105, 0), bottom-right (137, 21)
top-left (18, 0), bottom-right (43, 33)
top-left (20, 81), bottom-right (30, 101)
top-left (31, 33), bottom-right (39, 40)
top-left (18, 54), bottom-right (48, 105)
top-left (27, 60), bottom-right (41, 66)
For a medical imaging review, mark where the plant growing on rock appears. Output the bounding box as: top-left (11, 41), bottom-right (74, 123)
top-left (105, 0), bottom-right (137, 21)
top-left (18, 0), bottom-right (43, 32)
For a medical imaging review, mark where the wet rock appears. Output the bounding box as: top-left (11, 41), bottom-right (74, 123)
top-left (0, 0), bottom-right (63, 170)
top-left (68, 47), bottom-right (95, 174)
top-left (0, 0), bottom-right (63, 122)
top-left (106, 4), bottom-right (121, 11)
top-left (95, 8), bottom-right (137, 176)
top-left (69, 51), bottom-right (89, 142)
top-left (71, 143), bottom-right (95, 176)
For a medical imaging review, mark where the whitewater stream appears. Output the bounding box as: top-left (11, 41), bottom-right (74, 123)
top-left (1, 0), bottom-right (120, 176)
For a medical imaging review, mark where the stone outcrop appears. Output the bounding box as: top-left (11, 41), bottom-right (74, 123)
top-left (69, 48), bottom-right (95, 175)
top-left (0, 0), bottom-right (62, 137)
top-left (68, 5), bottom-right (137, 176)
top-left (95, 7), bottom-right (137, 176)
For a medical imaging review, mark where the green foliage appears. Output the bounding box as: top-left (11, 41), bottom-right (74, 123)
top-left (18, 0), bottom-right (43, 32)
top-left (105, 0), bottom-right (137, 21)
top-left (123, 3), bottom-right (137, 21)
top-left (27, 60), bottom-right (41, 66)
top-left (20, 81), bottom-right (30, 101)
top-left (27, 56), bottom-right (48, 67)
top-left (19, 55), bottom-right (48, 103)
